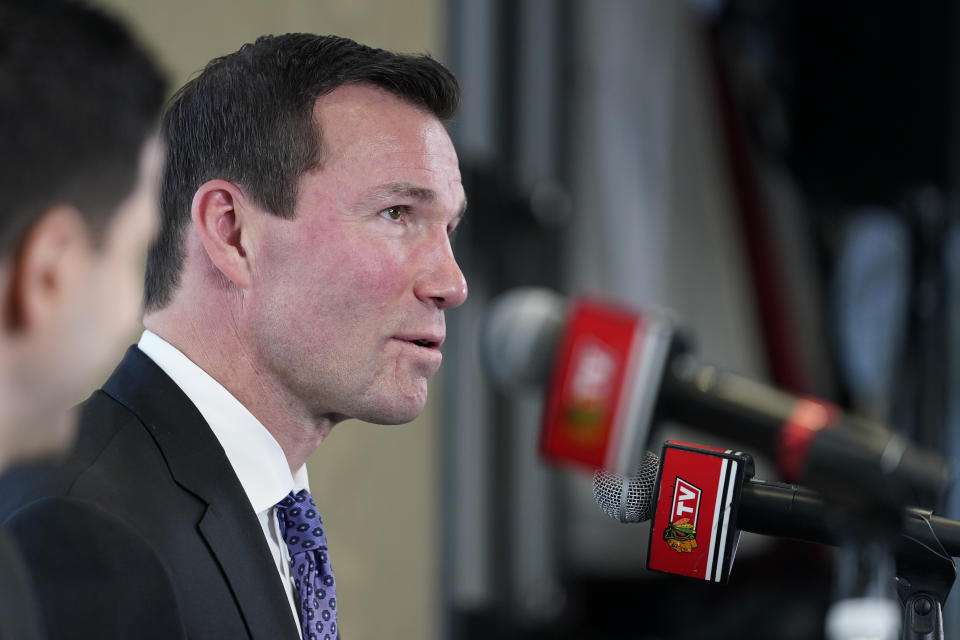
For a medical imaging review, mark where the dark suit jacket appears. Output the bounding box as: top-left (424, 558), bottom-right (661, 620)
top-left (0, 525), bottom-right (42, 640)
top-left (0, 346), bottom-right (301, 640)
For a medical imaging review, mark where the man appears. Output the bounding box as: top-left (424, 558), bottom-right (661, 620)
top-left (0, 33), bottom-right (466, 640)
top-left (0, 1), bottom-right (165, 638)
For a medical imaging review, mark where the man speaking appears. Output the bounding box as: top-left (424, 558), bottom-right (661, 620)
top-left (0, 33), bottom-right (467, 640)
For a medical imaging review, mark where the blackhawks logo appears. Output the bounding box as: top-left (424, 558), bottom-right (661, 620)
top-left (561, 340), bottom-right (617, 443)
top-left (663, 517), bottom-right (698, 553)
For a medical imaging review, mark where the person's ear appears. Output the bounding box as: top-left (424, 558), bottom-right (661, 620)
top-left (5, 205), bottom-right (92, 333)
top-left (191, 180), bottom-right (253, 290)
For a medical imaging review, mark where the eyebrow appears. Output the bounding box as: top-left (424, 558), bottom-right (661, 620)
top-left (367, 181), bottom-right (468, 225)
top-left (371, 181), bottom-right (437, 203)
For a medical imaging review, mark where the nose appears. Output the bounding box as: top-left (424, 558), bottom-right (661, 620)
top-left (415, 235), bottom-right (468, 310)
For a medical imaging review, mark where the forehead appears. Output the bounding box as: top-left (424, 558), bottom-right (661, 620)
top-left (310, 84), bottom-right (461, 187)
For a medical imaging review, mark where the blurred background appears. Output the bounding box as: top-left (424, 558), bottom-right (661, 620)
top-left (93, 0), bottom-right (960, 638)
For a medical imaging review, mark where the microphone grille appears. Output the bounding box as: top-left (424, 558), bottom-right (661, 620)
top-left (592, 450), bottom-right (660, 523)
top-left (480, 287), bottom-right (566, 389)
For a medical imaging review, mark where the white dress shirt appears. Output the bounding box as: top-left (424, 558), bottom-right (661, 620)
top-left (138, 330), bottom-right (305, 636)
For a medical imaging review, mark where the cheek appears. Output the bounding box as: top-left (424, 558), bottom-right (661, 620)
top-left (93, 228), bottom-right (150, 331)
top-left (289, 229), bottom-right (408, 313)
top-left (91, 257), bottom-right (143, 344)
top-left (49, 258), bottom-right (140, 398)
top-left (112, 239), bottom-right (148, 308)
top-left (94, 200), bottom-right (155, 335)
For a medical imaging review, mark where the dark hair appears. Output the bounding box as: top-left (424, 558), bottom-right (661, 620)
top-left (0, 0), bottom-right (166, 257)
top-left (144, 33), bottom-right (460, 311)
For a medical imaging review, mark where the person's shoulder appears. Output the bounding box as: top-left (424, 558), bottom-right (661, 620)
top-left (0, 388), bottom-right (162, 520)
top-left (74, 386), bottom-right (154, 463)
top-left (0, 527), bottom-right (43, 640)
top-left (76, 386), bottom-right (145, 447)
top-left (4, 496), bottom-right (187, 640)
top-left (7, 494), bottom-right (153, 550)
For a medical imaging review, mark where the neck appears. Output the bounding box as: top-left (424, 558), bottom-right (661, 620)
top-left (0, 340), bottom-right (80, 471)
top-left (145, 300), bottom-right (336, 474)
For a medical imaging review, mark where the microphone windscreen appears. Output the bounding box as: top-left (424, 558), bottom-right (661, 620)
top-left (592, 450), bottom-right (660, 523)
top-left (480, 287), bottom-right (566, 389)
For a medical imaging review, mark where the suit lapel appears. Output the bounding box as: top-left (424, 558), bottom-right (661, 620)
top-left (102, 347), bottom-right (301, 640)
top-left (196, 503), bottom-right (300, 640)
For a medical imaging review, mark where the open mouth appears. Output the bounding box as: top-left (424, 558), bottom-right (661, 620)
top-left (408, 338), bottom-right (439, 349)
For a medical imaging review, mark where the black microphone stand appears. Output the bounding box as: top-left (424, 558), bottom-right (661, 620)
top-left (896, 510), bottom-right (957, 640)
top-left (729, 474), bottom-right (960, 638)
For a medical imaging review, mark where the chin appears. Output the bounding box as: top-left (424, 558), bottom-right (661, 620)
top-left (350, 376), bottom-right (430, 424)
top-left (367, 406), bottom-right (426, 426)
top-left (361, 396), bottom-right (428, 426)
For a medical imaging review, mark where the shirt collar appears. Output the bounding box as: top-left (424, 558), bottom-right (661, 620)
top-left (137, 330), bottom-right (308, 514)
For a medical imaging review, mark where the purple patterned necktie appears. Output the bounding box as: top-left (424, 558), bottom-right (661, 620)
top-left (276, 489), bottom-right (337, 640)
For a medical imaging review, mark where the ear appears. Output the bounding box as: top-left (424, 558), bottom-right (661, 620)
top-left (191, 180), bottom-right (253, 290)
top-left (4, 205), bottom-right (92, 333)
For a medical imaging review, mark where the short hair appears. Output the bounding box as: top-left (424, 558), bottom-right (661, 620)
top-left (144, 33), bottom-right (460, 312)
top-left (0, 0), bottom-right (166, 257)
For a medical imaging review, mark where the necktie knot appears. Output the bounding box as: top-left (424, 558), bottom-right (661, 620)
top-left (275, 489), bottom-right (337, 639)
top-left (276, 489), bottom-right (328, 553)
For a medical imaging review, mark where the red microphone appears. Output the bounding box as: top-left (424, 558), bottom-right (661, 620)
top-left (538, 296), bottom-right (674, 475)
top-left (481, 287), bottom-right (951, 513)
top-left (645, 441), bottom-right (751, 583)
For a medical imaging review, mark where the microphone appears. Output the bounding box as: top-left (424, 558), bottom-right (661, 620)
top-left (593, 445), bottom-right (960, 576)
top-left (481, 288), bottom-right (952, 513)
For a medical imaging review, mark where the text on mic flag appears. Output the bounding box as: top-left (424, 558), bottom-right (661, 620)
top-left (647, 441), bottom-right (751, 584)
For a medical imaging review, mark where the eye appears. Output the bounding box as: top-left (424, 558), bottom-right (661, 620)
top-left (379, 206), bottom-right (408, 223)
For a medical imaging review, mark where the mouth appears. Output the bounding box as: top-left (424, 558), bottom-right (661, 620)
top-left (408, 338), bottom-right (441, 349)
top-left (392, 335), bottom-right (444, 374)
top-left (396, 335), bottom-right (443, 350)
top-left (393, 333), bottom-right (444, 361)
top-left (393, 332), bottom-right (446, 353)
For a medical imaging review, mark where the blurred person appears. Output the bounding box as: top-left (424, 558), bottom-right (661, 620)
top-left (0, 0), bottom-right (165, 638)
top-left (0, 33), bottom-right (466, 640)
